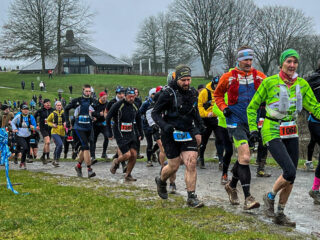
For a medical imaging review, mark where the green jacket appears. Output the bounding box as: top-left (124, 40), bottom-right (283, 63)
top-left (247, 74), bottom-right (320, 144)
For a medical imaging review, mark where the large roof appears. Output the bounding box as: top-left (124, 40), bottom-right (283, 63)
top-left (20, 56), bottom-right (58, 71)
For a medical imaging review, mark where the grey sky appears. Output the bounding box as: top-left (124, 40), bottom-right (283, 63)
top-left (1, 0), bottom-right (320, 68)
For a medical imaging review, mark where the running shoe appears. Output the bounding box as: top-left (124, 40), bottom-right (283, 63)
top-left (273, 212), bottom-right (296, 227)
top-left (187, 193), bottom-right (204, 208)
top-left (75, 165), bottom-right (83, 177)
top-left (244, 195), bottom-right (260, 210)
top-left (110, 159), bottom-right (119, 174)
top-left (225, 181), bottom-right (240, 205)
top-left (88, 168), bottom-right (96, 178)
top-left (169, 182), bottom-right (177, 194)
top-left (52, 160), bottom-right (60, 167)
top-left (221, 174), bottom-right (228, 185)
top-left (257, 170), bottom-right (271, 177)
top-left (146, 161), bottom-right (153, 167)
top-left (137, 154), bottom-right (144, 159)
top-left (309, 190), bottom-right (320, 204)
top-left (155, 176), bottom-right (168, 199)
top-left (125, 174), bottom-right (137, 181)
top-left (91, 157), bottom-right (98, 165)
top-left (263, 193), bottom-right (275, 217)
top-left (101, 153), bottom-right (106, 159)
top-left (19, 162), bottom-right (27, 170)
top-left (40, 155), bottom-right (47, 164)
top-left (304, 161), bottom-right (314, 171)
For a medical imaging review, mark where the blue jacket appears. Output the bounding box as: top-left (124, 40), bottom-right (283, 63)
top-left (11, 113), bottom-right (37, 137)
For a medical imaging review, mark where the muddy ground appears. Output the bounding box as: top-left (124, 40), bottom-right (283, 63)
top-left (4, 136), bottom-right (320, 238)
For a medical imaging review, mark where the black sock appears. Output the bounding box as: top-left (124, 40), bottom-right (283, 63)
top-left (46, 153), bottom-right (50, 159)
top-left (237, 163), bottom-right (251, 198)
top-left (229, 161), bottom-right (239, 188)
top-left (187, 191), bottom-right (196, 198)
top-left (42, 152), bottom-right (46, 158)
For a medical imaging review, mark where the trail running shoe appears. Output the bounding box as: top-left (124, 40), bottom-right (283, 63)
top-left (169, 182), bottom-right (177, 194)
top-left (155, 176), bottom-right (168, 199)
top-left (309, 190), bottom-right (320, 204)
top-left (273, 212), bottom-right (296, 227)
top-left (125, 174), bottom-right (137, 181)
top-left (40, 155), bottom-right (47, 164)
top-left (225, 181), bottom-right (240, 205)
top-left (304, 161), bottom-right (314, 171)
top-left (52, 160), bottom-right (60, 167)
top-left (244, 195), bottom-right (260, 210)
top-left (187, 193), bottom-right (204, 208)
top-left (19, 162), bottom-right (27, 170)
top-left (88, 168), bottom-right (96, 178)
top-left (257, 170), bottom-right (271, 177)
top-left (91, 157), bottom-right (98, 165)
top-left (263, 193), bottom-right (275, 217)
top-left (146, 161), bottom-right (153, 167)
top-left (110, 159), bottom-right (119, 174)
top-left (75, 165), bottom-right (83, 177)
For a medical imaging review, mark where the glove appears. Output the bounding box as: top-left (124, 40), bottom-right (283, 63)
top-left (223, 107), bottom-right (232, 117)
top-left (163, 124), bottom-right (174, 134)
top-left (249, 131), bottom-right (259, 144)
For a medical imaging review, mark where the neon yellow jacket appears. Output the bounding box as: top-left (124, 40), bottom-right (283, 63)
top-left (198, 82), bottom-right (217, 118)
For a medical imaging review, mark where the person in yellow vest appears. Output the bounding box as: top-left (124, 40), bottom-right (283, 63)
top-left (47, 101), bottom-right (66, 167)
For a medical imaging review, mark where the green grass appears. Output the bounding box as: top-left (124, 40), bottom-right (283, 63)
top-left (0, 72), bottom-right (207, 103)
top-left (0, 170), bottom-right (306, 240)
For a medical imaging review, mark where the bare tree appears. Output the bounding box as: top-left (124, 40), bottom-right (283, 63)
top-left (135, 16), bottom-right (161, 74)
top-left (53, 0), bottom-right (93, 74)
top-left (172, 0), bottom-right (229, 79)
top-left (0, 0), bottom-right (55, 73)
top-left (220, 0), bottom-right (257, 70)
top-left (253, 6), bottom-right (313, 75)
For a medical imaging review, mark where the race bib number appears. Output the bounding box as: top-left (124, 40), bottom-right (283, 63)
top-left (121, 122), bottom-right (133, 132)
top-left (78, 115), bottom-right (90, 124)
top-left (44, 118), bottom-right (48, 125)
top-left (30, 139), bottom-right (36, 144)
top-left (280, 121), bottom-right (298, 139)
top-left (258, 118), bottom-right (264, 129)
top-left (173, 130), bottom-right (192, 142)
top-left (67, 136), bottom-right (73, 142)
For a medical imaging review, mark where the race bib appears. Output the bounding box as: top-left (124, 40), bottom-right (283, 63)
top-left (67, 136), bottom-right (74, 142)
top-left (258, 118), bottom-right (264, 129)
top-left (44, 118), bottom-right (48, 125)
top-left (30, 139), bottom-right (36, 144)
top-left (121, 122), bottom-right (133, 132)
top-left (280, 121), bottom-right (298, 139)
top-left (78, 115), bottom-right (90, 124)
top-left (173, 130), bottom-right (192, 142)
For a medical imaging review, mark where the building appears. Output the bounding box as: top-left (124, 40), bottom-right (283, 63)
top-left (19, 30), bottom-right (132, 74)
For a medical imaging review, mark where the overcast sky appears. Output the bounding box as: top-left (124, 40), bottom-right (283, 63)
top-left (1, 0), bottom-right (320, 68)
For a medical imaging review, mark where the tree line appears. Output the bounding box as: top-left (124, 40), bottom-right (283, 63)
top-left (135, 0), bottom-right (319, 78)
top-left (0, 0), bottom-right (93, 74)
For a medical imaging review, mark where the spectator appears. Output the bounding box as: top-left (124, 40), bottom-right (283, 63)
top-left (48, 69), bottom-right (53, 79)
top-left (21, 80), bottom-right (25, 90)
top-left (39, 81), bottom-right (44, 91)
top-left (69, 85), bottom-right (73, 94)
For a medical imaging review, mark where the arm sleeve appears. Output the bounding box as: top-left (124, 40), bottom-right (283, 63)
top-left (247, 80), bottom-right (268, 132)
top-left (47, 113), bottom-right (54, 127)
top-left (151, 91), bottom-right (171, 130)
top-left (64, 99), bottom-right (77, 123)
top-left (214, 74), bottom-right (230, 111)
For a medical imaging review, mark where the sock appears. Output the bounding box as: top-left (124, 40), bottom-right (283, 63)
top-left (46, 153), bottom-right (50, 159)
top-left (229, 176), bottom-right (238, 189)
top-left (237, 163), bottom-right (251, 198)
top-left (187, 191), bottom-right (196, 198)
top-left (277, 204), bottom-right (285, 214)
top-left (268, 192), bottom-right (276, 200)
top-left (312, 176), bottom-right (320, 191)
top-left (77, 162), bottom-right (82, 168)
top-left (42, 152), bottom-right (46, 158)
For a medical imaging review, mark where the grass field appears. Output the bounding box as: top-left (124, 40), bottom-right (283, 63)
top-left (0, 170), bottom-right (305, 240)
top-left (0, 72), bottom-right (207, 103)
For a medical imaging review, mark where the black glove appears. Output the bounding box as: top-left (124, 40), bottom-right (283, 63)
top-left (249, 131), bottom-right (259, 144)
top-left (163, 124), bottom-right (174, 134)
top-left (223, 107), bottom-right (232, 117)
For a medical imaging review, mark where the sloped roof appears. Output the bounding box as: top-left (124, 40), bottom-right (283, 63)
top-left (20, 56), bottom-right (57, 71)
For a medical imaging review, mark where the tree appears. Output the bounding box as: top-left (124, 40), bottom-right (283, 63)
top-left (53, 0), bottom-right (93, 74)
top-left (135, 16), bottom-right (161, 74)
top-left (220, 0), bottom-right (257, 70)
top-left (0, 0), bottom-right (55, 73)
top-left (173, 0), bottom-right (230, 78)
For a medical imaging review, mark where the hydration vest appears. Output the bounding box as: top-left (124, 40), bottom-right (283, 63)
top-left (228, 69), bottom-right (261, 105)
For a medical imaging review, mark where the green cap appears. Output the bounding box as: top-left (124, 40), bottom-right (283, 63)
top-left (279, 49), bottom-right (300, 66)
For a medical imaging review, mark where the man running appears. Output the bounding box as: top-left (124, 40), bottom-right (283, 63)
top-left (34, 99), bottom-right (54, 164)
top-left (152, 64), bottom-right (204, 208)
top-left (65, 84), bottom-right (96, 178)
top-left (247, 49), bottom-right (320, 226)
top-left (107, 87), bottom-right (143, 181)
top-left (90, 91), bottom-right (109, 161)
top-left (214, 46), bottom-right (266, 210)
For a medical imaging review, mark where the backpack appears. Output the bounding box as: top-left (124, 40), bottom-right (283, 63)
top-left (18, 114), bottom-right (31, 128)
top-left (203, 88), bottom-right (212, 110)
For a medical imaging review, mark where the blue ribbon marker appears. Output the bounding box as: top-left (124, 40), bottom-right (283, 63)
top-left (0, 128), bottom-right (18, 194)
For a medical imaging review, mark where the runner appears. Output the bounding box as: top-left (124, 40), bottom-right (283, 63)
top-left (247, 49), bottom-right (320, 226)
top-left (90, 91), bottom-right (109, 161)
top-left (47, 101), bottom-right (66, 167)
top-left (65, 84), bottom-right (96, 178)
top-left (28, 129), bottom-right (40, 162)
top-left (11, 104), bottom-right (37, 169)
top-left (214, 46), bottom-right (266, 210)
top-left (152, 64), bottom-right (204, 207)
top-left (34, 99), bottom-right (54, 164)
top-left (107, 87), bottom-right (143, 181)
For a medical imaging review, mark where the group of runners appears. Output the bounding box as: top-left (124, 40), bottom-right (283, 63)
top-left (1, 46), bottom-right (320, 228)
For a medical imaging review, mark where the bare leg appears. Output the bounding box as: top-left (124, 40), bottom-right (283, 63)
top-left (181, 151), bottom-right (198, 191)
top-left (161, 157), bottom-right (180, 182)
top-left (125, 149), bottom-right (137, 177)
